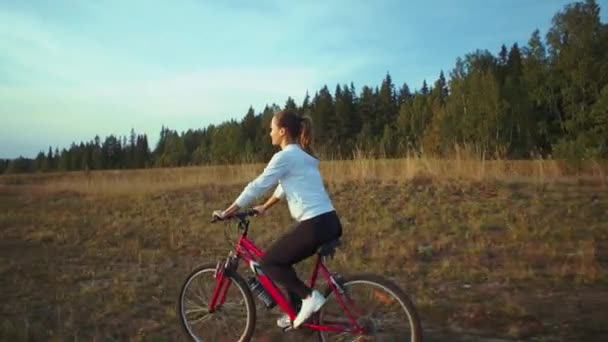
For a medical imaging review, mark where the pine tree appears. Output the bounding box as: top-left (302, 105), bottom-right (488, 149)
top-left (92, 136), bottom-right (103, 170)
top-left (241, 106), bottom-right (259, 144)
top-left (356, 86), bottom-right (377, 152)
top-left (310, 86), bottom-right (335, 155)
top-left (284, 97), bottom-right (297, 111)
top-left (46, 146), bottom-right (54, 171)
top-left (434, 71), bottom-right (449, 104)
top-left (301, 91), bottom-right (311, 116)
top-left (377, 73), bottom-right (398, 133)
top-left (397, 82), bottom-right (412, 107)
top-left (334, 84), bottom-right (359, 156)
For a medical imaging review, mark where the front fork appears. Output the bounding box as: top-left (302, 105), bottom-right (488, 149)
top-left (208, 253), bottom-right (238, 312)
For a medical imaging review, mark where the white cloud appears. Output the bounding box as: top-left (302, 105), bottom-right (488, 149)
top-left (0, 0), bottom-right (384, 157)
top-left (0, 64), bottom-right (328, 157)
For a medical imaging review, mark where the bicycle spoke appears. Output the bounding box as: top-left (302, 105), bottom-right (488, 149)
top-left (217, 314), bottom-right (232, 335)
top-left (317, 277), bottom-right (420, 342)
top-left (179, 266), bottom-right (255, 342)
top-left (188, 313), bottom-right (213, 325)
top-left (184, 306), bottom-right (208, 315)
top-left (219, 301), bottom-right (246, 313)
top-left (193, 279), bottom-right (211, 303)
top-left (184, 298), bottom-right (199, 308)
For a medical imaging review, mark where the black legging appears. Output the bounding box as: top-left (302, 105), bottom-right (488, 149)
top-left (261, 210), bottom-right (343, 300)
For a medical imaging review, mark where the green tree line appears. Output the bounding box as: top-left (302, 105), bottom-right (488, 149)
top-left (2, 0), bottom-right (607, 174)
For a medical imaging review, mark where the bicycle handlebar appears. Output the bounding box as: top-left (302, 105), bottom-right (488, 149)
top-left (211, 208), bottom-right (259, 223)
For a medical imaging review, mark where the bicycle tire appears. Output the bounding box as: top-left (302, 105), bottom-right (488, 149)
top-left (178, 263), bottom-right (256, 342)
top-left (317, 273), bottom-right (423, 342)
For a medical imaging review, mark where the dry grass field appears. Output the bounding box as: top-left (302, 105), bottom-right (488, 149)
top-left (1, 157), bottom-right (607, 341)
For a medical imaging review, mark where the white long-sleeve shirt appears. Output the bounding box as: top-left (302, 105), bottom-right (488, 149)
top-left (234, 144), bottom-right (335, 222)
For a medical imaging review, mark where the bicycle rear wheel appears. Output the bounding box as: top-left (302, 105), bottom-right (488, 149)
top-left (178, 263), bottom-right (256, 342)
top-left (317, 274), bottom-right (422, 342)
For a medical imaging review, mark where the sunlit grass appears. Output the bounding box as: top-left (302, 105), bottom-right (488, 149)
top-left (1, 156), bottom-right (605, 196)
top-left (1, 157), bottom-right (607, 340)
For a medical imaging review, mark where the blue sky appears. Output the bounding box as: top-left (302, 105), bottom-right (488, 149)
top-left (1, 0), bottom-right (606, 158)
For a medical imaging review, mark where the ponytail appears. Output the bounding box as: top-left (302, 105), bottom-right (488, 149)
top-left (299, 116), bottom-right (314, 156)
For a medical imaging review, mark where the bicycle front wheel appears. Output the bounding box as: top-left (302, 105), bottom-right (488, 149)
top-left (178, 263), bottom-right (256, 342)
top-left (317, 274), bottom-right (422, 342)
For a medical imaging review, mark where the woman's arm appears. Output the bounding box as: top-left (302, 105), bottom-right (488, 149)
top-left (250, 182), bottom-right (284, 215)
top-left (220, 193), bottom-right (280, 218)
top-left (220, 202), bottom-right (241, 218)
top-left (254, 195), bottom-right (281, 214)
top-left (217, 153), bottom-right (287, 219)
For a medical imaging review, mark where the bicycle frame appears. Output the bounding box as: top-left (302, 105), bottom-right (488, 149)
top-left (208, 226), bottom-right (365, 334)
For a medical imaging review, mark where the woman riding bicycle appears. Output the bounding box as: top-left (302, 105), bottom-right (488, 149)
top-left (213, 109), bottom-right (343, 329)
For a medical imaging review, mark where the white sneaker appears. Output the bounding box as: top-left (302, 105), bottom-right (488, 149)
top-left (276, 314), bottom-right (291, 328)
top-left (293, 290), bottom-right (326, 328)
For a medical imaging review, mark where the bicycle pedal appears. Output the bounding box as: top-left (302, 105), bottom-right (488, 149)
top-left (281, 325), bottom-right (294, 333)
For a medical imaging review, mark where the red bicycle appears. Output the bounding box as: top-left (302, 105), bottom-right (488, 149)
top-left (178, 209), bottom-right (423, 341)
